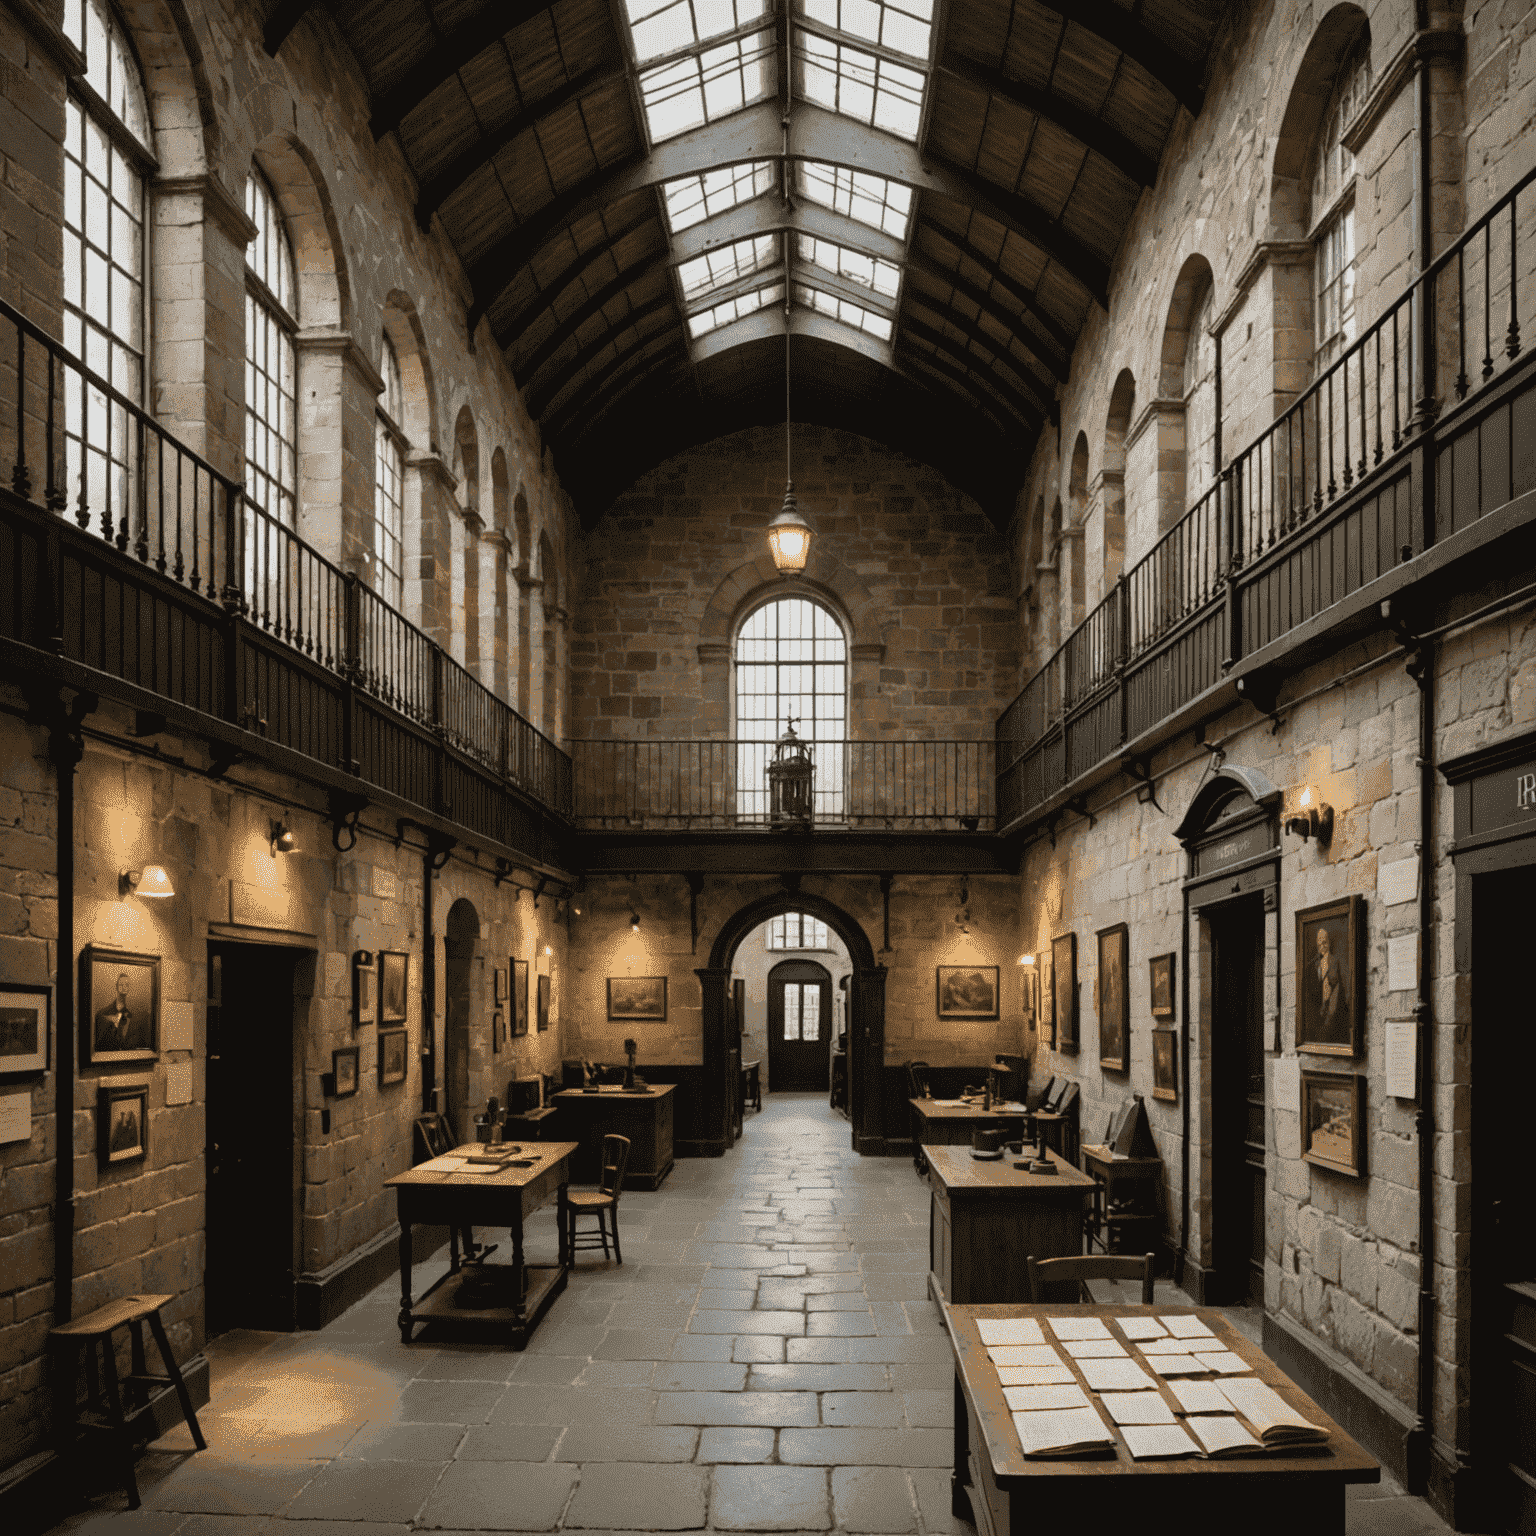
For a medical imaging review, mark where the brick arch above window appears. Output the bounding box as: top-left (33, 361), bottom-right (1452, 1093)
top-left (250, 131), bottom-right (351, 331)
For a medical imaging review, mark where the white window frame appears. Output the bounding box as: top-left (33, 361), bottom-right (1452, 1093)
top-left (374, 338), bottom-right (407, 610)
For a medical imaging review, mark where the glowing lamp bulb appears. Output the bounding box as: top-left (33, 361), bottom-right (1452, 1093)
top-left (134, 865), bottom-right (175, 898)
top-left (1018, 953), bottom-right (1036, 967)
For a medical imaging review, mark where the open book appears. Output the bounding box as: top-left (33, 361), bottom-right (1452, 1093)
top-left (1217, 1379), bottom-right (1331, 1448)
top-left (1011, 1406), bottom-right (1117, 1457)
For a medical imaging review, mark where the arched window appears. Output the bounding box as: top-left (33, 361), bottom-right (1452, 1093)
top-left (1311, 34), bottom-right (1370, 369)
top-left (735, 596), bottom-right (847, 821)
top-left (61, 0), bottom-right (152, 530)
top-left (374, 338), bottom-right (406, 608)
top-left (244, 167), bottom-right (298, 529)
top-left (768, 913), bottom-right (830, 951)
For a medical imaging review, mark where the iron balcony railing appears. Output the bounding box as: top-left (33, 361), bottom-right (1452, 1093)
top-left (0, 295), bottom-right (570, 818)
top-left (997, 164), bottom-right (1536, 831)
top-left (571, 738), bottom-right (995, 830)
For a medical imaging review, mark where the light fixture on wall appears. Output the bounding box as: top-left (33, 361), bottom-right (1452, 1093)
top-left (766, 279), bottom-right (813, 574)
top-left (629, 908), bottom-right (641, 933)
top-left (1284, 786), bottom-right (1334, 846)
top-left (1017, 953), bottom-right (1036, 968)
top-left (270, 819), bottom-right (298, 856)
top-left (120, 865), bottom-right (175, 899)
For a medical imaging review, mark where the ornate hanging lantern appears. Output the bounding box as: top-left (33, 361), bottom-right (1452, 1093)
top-left (767, 718), bottom-right (815, 828)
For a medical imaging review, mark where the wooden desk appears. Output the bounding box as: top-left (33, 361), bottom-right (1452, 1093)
top-left (910, 1097), bottom-right (1030, 1171)
top-left (924, 1144), bottom-right (1097, 1305)
top-left (553, 1084), bottom-right (675, 1189)
top-left (504, 1105), bottom-right (561, 1141)
top-left (741, 1060), bottom-right (762, 1114)
top-left (385, 1140), bottom-right (576, 1348)
top-left (944, 1302), bottom-right (1379, 1536)
top-left (1081, 1142), bottom-right (1163, 1254)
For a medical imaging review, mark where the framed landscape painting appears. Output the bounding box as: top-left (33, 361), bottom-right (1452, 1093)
top-left (0, 985), bottom-right (50, 1076)
top-left (607, 976), bottom-right (666, 1021)
top-left (379, 952), bottom-right (410, 1025)
top-left (935, 966), bottom-right (999, 1021)
top-left (1152, 1028), bottom-right (1178, 1102)
top-left (1301, 1069), bottom-right (1365, 1176)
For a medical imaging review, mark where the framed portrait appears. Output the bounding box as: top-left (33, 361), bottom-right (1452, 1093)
top-left (512, 959), bottom-right (530, 1036)
top-left (0, 984), bottom-right (51, 1076)
top-left (1020, 964), bottom-right (1039, 1033)
top-left (1042, 952), bottom-right (1055, 1047)
top-left (935, 966), bottom-right (999, 1020)
top-left (1295, 895), bottom-right (1364, 1055)
top-left (332, 1046), bottom-right (360, 1098)
top-left (1096, 924), bottom-right (1129, 1072)
top-left (491, 1010), bottom-right (504, 1053)
top-left (1151, 1028), bottom-right (1178, 1102)
top-left (607, 976), bottom-right (667, 1021)
top-left (379, 952), bottom-right (409, 1024)
top-left (378, 1028), bottom-right (408, 1086)
top-left (80, 947), bottom-right (159, 1067)
top-left (1301, 1069), bottom-right (1365, 1176)
top-left (1149, 952), bottom-right (1176, 1020)
top-left (98, 1083), bottom-right (148, 1167)
top-left (494, 968), bottom-right (508, 1004)
top-left (1052, 932), bottom-right (1078, 1052)
top-left (537, 973), bottom-right (551, 1033)
top-left (353, 951), bottom-right (375, 1029)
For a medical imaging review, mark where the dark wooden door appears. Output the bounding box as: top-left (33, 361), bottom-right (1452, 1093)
top-left (1207, 897), bottom-right (1266, 1304)
top-left (206, 943), bottom-right (300, 1334)
top-left (768, 960), bottom-right (832, 1092)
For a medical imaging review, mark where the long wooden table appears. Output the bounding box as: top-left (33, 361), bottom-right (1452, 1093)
top-left (924, 1144), bottom-right (1097, 1305)
top-left (384, 1140), bottom-right (577, 1348)
top-left (945, 1301), bottom-right (1379, 1536)
top-left (909, 1097), bottom-right (1029, 1170)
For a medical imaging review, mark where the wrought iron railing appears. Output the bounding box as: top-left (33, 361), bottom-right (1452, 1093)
top-left (571, 738), bottom-right (995, 830)
top-left (997, 165), bottom-right (1536, 831)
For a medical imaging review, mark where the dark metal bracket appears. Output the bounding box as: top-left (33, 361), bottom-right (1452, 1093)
top-left (207, 746), bottom-right (242, 780)
top-left (879, 873), bottom-right (893, 953)
top-left (1235, 673), bottom-right (1284, 734)
top-left (129, 710), bottom-right (166, 739)
top-left (532, 874), bottom-right (548, 907)
top-left (687, 872), bottom-right (704, 954)
top-left (328, 791), bottom-right (368, 852)
top-left (493, 857), bottom-right (516, 888)
top-left (426, 831), bottom-right (456, 873)
top-left (1121, 757), bottom-right (1164, 815)
top-left (1067, 795), bottom-right (1096, 830)
top-left (1381, 599), bottom-right (1428, 680)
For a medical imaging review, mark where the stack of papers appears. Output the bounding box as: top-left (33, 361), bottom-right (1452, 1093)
top-left (1099, 1391), bottom-right (1176, 1426)
top-left (1062, 1339), bottom-right (1127, 1359)
top-left (1116, 1317), bottom-right (1168, 1341)
top-left (1189, 1350), bottom-right (1250, 1374)
top-left (1011, 1406), bottom-right (1117, 1457)
top-left (1186, 1416), bottom-right (1264, 1457)
top-left (1003, 1384), bottom-right (1090, 1412)
top-left (1218, 1379), bottom-right (1331, 1447)
top-left (1077, 1357), bottom-right (1156, 1392)
top-left (977, 1318), bottom-right (1046, 1347)
top-left (996, 1363), bottom-right (1075, 1386)
top-left (1166, 1380), bottom-right (1232, 1414)
top-left (1047, 1316), bottom-right (1112, 1341)
top-left (1162, 1315), bottom-right (1217, 1340)
top-left (1143, 1354), bottom-right (1209, 1377)
top-left (1118, 1423), bottom-right (1199, 1460)
top-left (987, 1345), bottom-right (1061, 1369)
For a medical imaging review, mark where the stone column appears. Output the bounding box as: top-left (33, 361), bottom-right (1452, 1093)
top-left (405, 452), bottom-right (457, 645)
top-left (696, 967), bottom-right (733, 1155)
top-left (482, 527), bottom-right (512, 698)
top-left (517, 570), bottom-right (543, 724)
top-left (1058, 522), bottom-right (1086, 638)
top-left (850, 964), bottom-right (887, 1155)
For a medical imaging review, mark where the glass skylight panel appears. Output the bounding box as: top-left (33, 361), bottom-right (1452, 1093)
top-left (795, 283), bottom-right (893, 341)
top-left (798, 30), bottom-right (924, 140)
top-left (688, 282), bottom-right (783, 339)
top-left (639, 29), bottom-right (775, 142)
top-left (797, 235), bottom-right (900, 299)
top-left (679, 235), bottom-right (778, 300)
top-left (625, 0), bottom-right (768, 65)
top-left (797, 163), bottom-right (912, 240)
top-left (800, 0), bottom-right (934, 63)
top-left (664, 161), bottom-right (777, 233)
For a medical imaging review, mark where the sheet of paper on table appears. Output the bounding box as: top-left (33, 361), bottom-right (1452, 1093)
top-left (1186, 1415), bottom-right (1265, 1457)
top-left (1167, 1380), bottom-right (1234, 1415)
top-left (419, 1155), bottom-right (468, 1172)
top-left (1077, 1356), bottom-right (1156, 1392)
top-left (977, 1318), bottom-right (1046, 1346)
top-left (1115, 1317), bottom-right (1168, 1340)
top-left (1011, 1406), bottom-right (1117, 1457)
top-left (1217, 1379), bottom-right (1330, 1446)
top-left (1003, 1383), bottom-right (1091, 1412)
top-left (1162, 1315), bottom-right (1216, 1338)
top-left (1139, 1335), bottom-right (1206, 1354)
top-left (1099, 1390), bottom-right (1176, 1425)
top-left (996, 1364), bottom-right (1076, 1386)
top-left (1046, 1316), bottom-right (1113, 1341)
top-left (1062, 1339), bottom-right (1127, 1358)
top-left (988, 1344), bottom-right (1062, 1368)
top-left (1144, 1354), bottom-right (1207, 1376)
top-left (1119, 1422), bottom-right (1199, 1459)
top-left (1189, 1349), bottom-right (1250, 1374)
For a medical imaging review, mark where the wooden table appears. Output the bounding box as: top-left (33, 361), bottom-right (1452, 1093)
top-left (909, 1097), bottom-right (1030, 1171)
top-left (924, 1144), bottom-right (1097, 1305)
top-left (384, 1140), bottom-right (577, 1348)
top-left (1081, 1142), bottom-right (1163, 1254)
top-left (553, 1084), bottom-right (675, 1189)
top-left (944, 1302), bottom-right (1379, 1536)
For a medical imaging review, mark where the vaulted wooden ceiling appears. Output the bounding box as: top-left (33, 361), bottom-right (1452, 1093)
top-left (267, 0), bottom-right (1223, 522)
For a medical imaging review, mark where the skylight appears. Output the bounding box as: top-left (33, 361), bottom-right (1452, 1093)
top-left (679, 235), bottom-right (779, 300)
top-left (795, 283), bottom-right (893, 341)
top-left (797, 163), bottom-right (912, 240)
top-left (799, 0), bottom-right (934, 63)
top-left (638, 29), bottom-right (776, 143)
top-left (625, 0), bottom-right (768, 65)
top-left (664, 162), bottom-right (777, 234)
top-left (797, 29), bottom-right (924, 140)
top-left (798, 235), bottom-right (901, 299)
top-left (688, 282), bottom-right (784, 339)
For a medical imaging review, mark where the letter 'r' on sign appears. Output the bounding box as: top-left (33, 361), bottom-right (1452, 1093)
top-left (1518, 773), bottom-right (1536, 811)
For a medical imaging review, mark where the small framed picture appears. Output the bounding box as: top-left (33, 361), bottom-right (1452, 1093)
top-left (494, 968), bottom-right (508, 1004)
top-left (332, 1046), bottom-right (360, 1098)
top-left (353, 951), bottom-right (375, 1029)
top-left (1296, 895), bottom-right (1364, 1056)
top-left (1151, 1028), bottom-right (1178, 1101)
top-left (380, 951), bottom-right (410, 1025)
top-left (1096, 924), bottom-right (1129, 1072)
top-left (98, 1083), bottom-right (148, 1167)
top-left (512, 959), bottom-right (530, 1036)
top-left (0, 984), bottom-right (51, 1076)
top-left (1052, 932), bottom-right (1078, 1052)
top-left (1149, 952), bottom-right (1176, 1020)
top-left (935, 966), bottom-right (999, 1020)
top-left (537, 973), bottom-right (551, 1033)
top-left (491, 1010), bottom-right (504, 1052)
top-left (378, 1028), bottom-right (408, 1086)
top-left (1301, 1068), bottom-right (1365, 1176)
top-left (1042, 953), bottom-right (1055, 1046)
top-left (80, 947), bottom-right (160, 1067)
top-left (607, 976), bottom-right (666, 1021)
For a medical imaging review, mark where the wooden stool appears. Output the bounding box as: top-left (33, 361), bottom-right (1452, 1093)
top-left (50, 1294), bottom-right (206, 1508)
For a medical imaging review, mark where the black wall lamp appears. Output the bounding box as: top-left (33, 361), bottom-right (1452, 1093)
top-left (1285, 787), bottom-right (1334, 846)
top-left (270, 819), bottom-right (297, 855)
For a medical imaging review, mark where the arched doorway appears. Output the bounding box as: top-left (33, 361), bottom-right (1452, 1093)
top-left (705, 893), bottom-right (885, 1154)
top-left (767, 959), bottom-right (833, 1091)
top-left (444, 897), bottom-right (480, 1139)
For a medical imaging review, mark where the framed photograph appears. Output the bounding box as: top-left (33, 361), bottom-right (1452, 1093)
top-left (0, 985), bottom-right (51, 1076)
top-left (491, 1010), bottom-right (504, 1053)
top-left (537, 973), bottom-right (551, 1033)
top-left (1052, 932), bottom-right (1078, 1052)
top-left (353, 951), bottom-right (375, 1029)
top-left (1096, 924), bottom-right (1129, 1072)
top-left (80, 947), bottom-right (159, 1067)
top-left (1020, 964), bottom-right (1039, 1033)
top-left (378, 1028), bottom-right (408, 1086)
top-left (607, 976), bottom-right (667, 1021)
top-left (494, 968), bottom-right (508, 1004)
top-left (1301, 1069), bottom-right (1365, 1176)
top-left (332, 1046), bottom-right (360, 1098)
top-left (935, 966), bottom-right (1000, 1020)
top-left (98, 1083), bottom-right (148, 1167)
top-left (379, 952), bottom-right (409, 1024)
top-left (512, 959), bottom-right (530, 1036)
top-left (1042, 952), bottom-right (1055, 1046)
top-left (1149, 952), bottom-right (1176, 1020)
top-left (1152, 1028), bottom-right (1178, 1101)
top-left (1295, 895), bottom-right (1364, 1055)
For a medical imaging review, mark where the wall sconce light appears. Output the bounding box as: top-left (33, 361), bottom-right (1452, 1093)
top-left (270, 819), bottom-right (298, 856)
top-left (1018, 953), bottom-right (1036, 967)
top-left (630, 908), bottom-right (641, 932)
top-left (1285, 787), bottom-right (1334, 846)
top-left (544, 944), bottom-right (553, 957)
top-left (120, 865), bottom-right (175, 899)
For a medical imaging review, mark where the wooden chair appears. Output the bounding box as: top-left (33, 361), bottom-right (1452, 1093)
top-left (1026, 1252), bottom-right (1155, 1304)
top-left (565, 1134), bottom-right (632, 1264)
top-left (413, 1114), bottom-right (493, 1266)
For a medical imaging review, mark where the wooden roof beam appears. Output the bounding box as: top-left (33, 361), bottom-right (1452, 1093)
top-left (918, 224), bottom-right (1076, 356)
top-left (264, 0), bottom-right (318, 56)
top-left (1055, 0), bottom-right (1205, 115)
top-left (899, 314), bottom-right (1042, 428)
top-left (531, 294), bottom-right (677, 421)
top-left (544, 321), bottom-right (686, 437)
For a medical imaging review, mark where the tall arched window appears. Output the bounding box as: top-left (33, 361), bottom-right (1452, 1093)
top-left (374, 338), bottom-right (406, 608)
top-left (735, 596), bottom-right (846, 821)
top-left (244, 167), bottom-right (298, 529)
top-left (61, 0), bottom-right (152, 533)
top-left (1311, 33), bottom-right (1370, 369)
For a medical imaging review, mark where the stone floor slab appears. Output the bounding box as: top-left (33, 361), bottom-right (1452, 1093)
top-left (280, 1459), bottom-right (442, 1522)
top-left (654, 1361), bottom-right (749, 1391)
top-left (695, 1427), bottom-right (777, 1463)
top-left (748, 1365), bottom-right (888, 1392)
top-left (776, 1428), bottom-right (951, 1466)
top-left (820, 1393), bottom-right (904, 1427)
top-left (417, 1462), bottom-right (578, 1530)
top-left (556, 1426), bottom-right (700, 1462)
top-left (655, 1392), bottom-right (819, 1427)
top-left (336, 1421), bottom-right (466, 1460)
top-left (563, 1463), bottom-right (709, 1529)
top-left (140, 1459), bottom-right (323, 1517)
top-left (732, 1337), bottom-right (785, 1364)
top-left (690, 1311), bottom-right (805, 1335)
top-left (711, 1465), bottom-right (830, 1530)
top-left (831, 1466), bottom-right (919, 1533)
top-left (455, 1425), bottom-right (564, 1461)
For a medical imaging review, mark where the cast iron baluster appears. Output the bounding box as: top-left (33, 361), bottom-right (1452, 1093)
top-left (1392, 318), bottom-right (1402, 450)
top-left (99, 396), bottom-right (114, 542)
top-left (75, 377), bottom-right (91, 529)
top-left (1374, 327), bottom-right (1384, 462)
top-left (1356, 345), bottom-right (1367, 482)
top-left (134, 416), bottom-right (148, 561)
top-left (1325, 372), bottom-right (1336, 502)
top-left (190, 467), bottom-right (202, 594)
top-left (46, 350), bottom-right (67, 512)
top-left (154, 437), bottom-right (166, 570)
top-left (173, 455), bottom-right (184, 579)
top-left (1341, 358), bottom-right (1352, 489)
top-left (1455, 247), bottom-right (1469, 399)
top-left (1482, 220), bottom-right (1494, 380)
top-left (1508, 197), bottom-right (1522, 359)
top-left (12, 327), bottom-right (29, 498)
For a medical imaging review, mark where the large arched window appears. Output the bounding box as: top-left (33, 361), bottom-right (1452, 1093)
top-left (244, 167), bottom-right (298, 529)
top-left (373, 338), bottom-right (406, 608)
top-left (735, 596), bottom-right (847, 821)
top-left (1311, 33), bottom-right (1370, 369)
